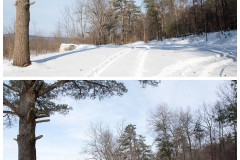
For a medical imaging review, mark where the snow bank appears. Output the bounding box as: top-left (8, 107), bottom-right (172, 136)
top-left (59, 43), bottom-right (78, 53)
top-left (155, 30), bottom-right (237, 47)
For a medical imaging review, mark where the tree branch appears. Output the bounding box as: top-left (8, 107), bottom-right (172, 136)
top-left (3, 83), bottom-right (20, 93)
top-left (36, 80), bottom-right (44, 92)
top-left (35, 135), bottom-right (43, 141)
top-left (83, 80), bottom-right (109, 89)
top-left (36, 119), bottom-right (50, 124)
top-left (29, 1), bottom-right (35, 5)
top-left (35, 114), bottom-right (50, 119)
top-left (3, 111), bottom-right (17, 115)
top-left (29, 80), bottom-right (39, 92)
top-left (3, 97), bottom-right (21, 117)
top-left (37, 80), bottom-right (71, 97)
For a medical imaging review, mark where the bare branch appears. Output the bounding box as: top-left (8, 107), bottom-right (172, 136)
top-left (3, 111), bottom-right (17, 115)
top-left (35, 135), bottom-right (43, 141)
top-left (29, 1), bottom-right (35, 5)
top-left (35, 114), bottom-right (50, 119)
top-left (3, 83), bottom-right (20, 93)
top-left (36, 119), bottom-right (50, 124)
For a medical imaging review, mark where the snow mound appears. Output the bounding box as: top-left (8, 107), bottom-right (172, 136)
top-left (74, 44), bottom-right (97, 51)
top-left (59, 43), bottom-right (78, 53)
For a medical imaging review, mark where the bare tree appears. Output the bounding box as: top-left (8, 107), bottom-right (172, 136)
top-left (147, 102), bottom-right (174, 160)
top-left (201, 103), bottom-right (215, 160)
top-left (86, 0), bottom-right (111, 45)
top-left (58, 5), bottom-right (75, 43)
top-left (178, 107), bottom-right (194, 160)
top-left (3, 18), bottom-right (15, 60)
top-left (81, 122), bottom-right (120, 160)
top-left (73, 0), bottom-right (88, 43)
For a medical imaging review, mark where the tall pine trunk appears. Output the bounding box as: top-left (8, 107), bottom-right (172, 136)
top-left (13, 0), bottom-right (33, 67)
top-left (17, 82), bottom-right (37, 160)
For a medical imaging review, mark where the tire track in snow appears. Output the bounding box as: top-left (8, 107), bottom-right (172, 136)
top-left (179, 57), bottom-right (233, 77)
top-left (133, 49), bottom-right (148, 77)
top-left (157, 54), bottom-right (222, 77)
top-left (200, 58), bottom-right (233, 77)
top-left (85, 48), bottom-right (132, 77)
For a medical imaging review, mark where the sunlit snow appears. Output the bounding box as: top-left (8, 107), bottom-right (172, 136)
top-left (3, 30), bottom-right (237, 77)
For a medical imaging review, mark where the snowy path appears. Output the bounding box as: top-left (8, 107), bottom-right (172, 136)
top-left (91, 48), bottom-right (148, 77)
top-left (3, 31), bottom-right (237, 77)
top-left (3, 45), bottom-right (236, 77)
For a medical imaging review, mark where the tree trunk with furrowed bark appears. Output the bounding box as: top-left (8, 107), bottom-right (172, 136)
top-left (13, 0), bottom-right (34, 67)
top-left (17, 81), bottom-right (38, 160)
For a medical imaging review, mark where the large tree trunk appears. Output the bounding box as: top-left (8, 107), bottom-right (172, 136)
top-left (17, 81), bottom-right (37, 160)
top-left (13, 0), bottom-right (34, 67)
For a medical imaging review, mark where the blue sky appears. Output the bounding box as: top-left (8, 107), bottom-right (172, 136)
top-left (3, 0), bottom-right (143, 35)
top-left (3, 80), bottom-right (224, 160)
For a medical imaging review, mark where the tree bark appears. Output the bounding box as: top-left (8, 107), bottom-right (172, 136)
top-left (13, 0), bottom-right (34, 67)
top-left (17, 81), bottom-right (37, 160)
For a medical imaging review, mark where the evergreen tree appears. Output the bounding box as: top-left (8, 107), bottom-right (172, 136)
top-left (155, 135), bottom-right (174, 160)
top-left (193, 120), bottom-right (204, 151)
top-left (111, 0), bottom-right (140, 44)
top-left (118, 124), bottom-right (152, 159)
top-left (215, 80), bottom-right (237, 159)
top-left (3, 80), bottom-right (160, 160)
top-left (215, 80), bottom-right (237, 126)
top-left (144, 0), bottom-right (162, 40)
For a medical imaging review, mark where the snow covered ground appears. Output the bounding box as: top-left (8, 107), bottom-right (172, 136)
top-left (3, 30), bottom-right (237, 77)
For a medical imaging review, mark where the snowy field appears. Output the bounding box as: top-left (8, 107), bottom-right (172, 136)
top-left (3, 30), bottom-right (237, 77)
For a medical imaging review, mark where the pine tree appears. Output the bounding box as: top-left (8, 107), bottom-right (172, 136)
top-left (155, 135), bottom-right (174, 160)
top-left (118, 124), bottom-right (152, 159)
top-left (215, 80), bottom-right (237, 159)
top-left (3, 80), bottom-right (160, 160)
top-left (111, 0), bottom-right (140, 44)
top-left (144, 0), bottom-right (162, 40)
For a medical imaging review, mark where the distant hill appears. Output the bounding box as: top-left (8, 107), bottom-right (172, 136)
top-left (4, 33), bottom-right (68, 43)
top-left (29, 35), bottom-right (68, 43)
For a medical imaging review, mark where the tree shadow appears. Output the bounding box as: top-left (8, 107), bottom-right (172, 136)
top-left (32, 46), bottom-right (100, 63)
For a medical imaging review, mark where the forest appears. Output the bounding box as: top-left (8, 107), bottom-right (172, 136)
top-left (3, 0), bottom-right (237, 59)
top-left (80, 81), bottom-right (237, 160)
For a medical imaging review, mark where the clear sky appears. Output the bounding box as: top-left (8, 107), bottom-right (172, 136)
top-left (3, 0), bottom-right (143, 35)
top-left (3, 80), bottom-right (225, 160)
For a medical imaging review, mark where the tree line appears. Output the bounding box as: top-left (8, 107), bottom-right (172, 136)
top-left (3, 0), bottom-right (237, 63)
top-left (81, 81), bottom-right (237, 160)
top-left (56, 0), bottom-right (236, 45)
